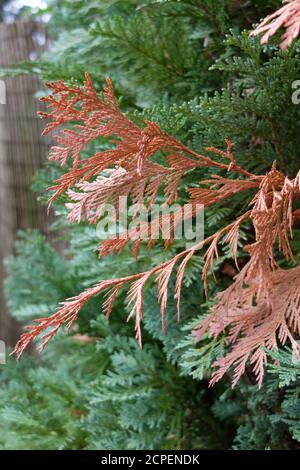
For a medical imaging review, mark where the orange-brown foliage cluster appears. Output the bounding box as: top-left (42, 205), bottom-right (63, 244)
top-left (13, 75), bottom-right (300, 387)
top-left (251, 0), bottom-right (300, 49)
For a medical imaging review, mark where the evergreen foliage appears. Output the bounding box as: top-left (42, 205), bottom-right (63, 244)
top-left (1, 0), bottom-right (300, 449)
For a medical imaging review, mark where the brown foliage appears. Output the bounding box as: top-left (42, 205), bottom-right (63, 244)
top-left (13, 75), bottom-right (300, 387)
top-left (251, 0), bottom-right (300, 49)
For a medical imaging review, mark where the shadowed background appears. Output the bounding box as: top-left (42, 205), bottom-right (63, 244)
top-left (0, 3), bottom-right (49, 346)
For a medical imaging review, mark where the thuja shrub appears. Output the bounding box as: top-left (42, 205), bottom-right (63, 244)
top-left (13, 65), bottom-right (300, 387)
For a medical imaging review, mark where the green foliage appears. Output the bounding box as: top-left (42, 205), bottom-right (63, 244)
top-left (4, 231), bottom-right (72, 320)
top-left (85, 336), bottom-right (223, 450)
top-left (0, 345), bottom-right (89, 450)
top-left (268, 347), bottom-right (300, 387)
top-left (1, 0), bottom-right (300, 451)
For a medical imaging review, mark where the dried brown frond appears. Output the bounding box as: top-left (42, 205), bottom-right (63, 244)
top-left (195, 265), bottom-right (300, 387)
top-left (13, 76), bottom-right (300, 387)
top-left (194, 166), bottom-right (300, 386)
top-left (251, 1), bottom-right (300, 49)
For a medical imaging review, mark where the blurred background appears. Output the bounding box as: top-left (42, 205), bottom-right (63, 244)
top-left (0, 0), bottom-right (299, 451)
top-left (0, 0), bottom-right (50, 346)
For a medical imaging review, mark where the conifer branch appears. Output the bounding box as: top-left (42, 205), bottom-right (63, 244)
top-left (251, 0), bottom-right (300, 49)
top-left (13, 76), bottom-right (300, 387)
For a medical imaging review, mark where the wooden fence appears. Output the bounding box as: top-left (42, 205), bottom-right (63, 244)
top-left (0, 21), bottom-right (50, 346)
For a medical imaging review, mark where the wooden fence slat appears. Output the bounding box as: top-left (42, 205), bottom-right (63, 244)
top-left (0, 21), bottom-right (50, 346)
